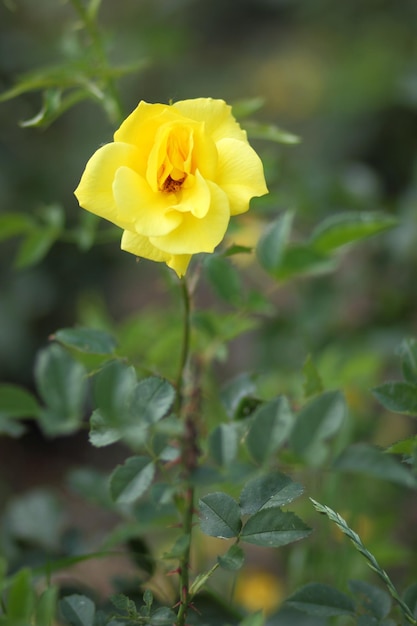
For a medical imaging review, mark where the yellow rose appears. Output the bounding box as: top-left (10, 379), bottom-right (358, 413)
top-left (74, 98), bottom-right (268, 277)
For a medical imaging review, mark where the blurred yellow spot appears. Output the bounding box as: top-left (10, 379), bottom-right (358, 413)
top-left (234, 569), bottom-right (284, 615)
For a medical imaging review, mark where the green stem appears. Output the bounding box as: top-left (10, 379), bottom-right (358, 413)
top-left (176, 486), bottom-right (195, 626)
top-left (174, 277), bottom-right (191, 414)
top-left (69, 0), bottom-right (125, 124)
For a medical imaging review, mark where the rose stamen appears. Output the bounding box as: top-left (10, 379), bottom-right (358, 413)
top-left (162, 175), bottom-right (185, 193)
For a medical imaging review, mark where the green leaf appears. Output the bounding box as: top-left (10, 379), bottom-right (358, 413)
top-left (0, 384), bottom-right (40, 418)
top-left (286, 583), bottom-right (355, 617)
top-left (150, 607), bottom-right (178, 625)
top-left (232, 97), bottom-right (265, 119)
top-left (35, 344), bottom-right (87, 434)
top-left (246, 396), bottom-right (293, 464)
top-left (333, 443), bottom-right (417, 488)
top-left (400, 338), bottom-right (417, 384)
top-left (163, 534), bottom-right (190, 559)
top-left (403, 582), bottom-right (417, 618)
top-left (89, 410), bottom-right (123, 447)
top-left (109, 456), bottom-right (155, 504)
top-left (302, 355), bottom-right (324, 398)
top-left (59, 595), bottom-right (95, 626)
top-left (36, 586), bottom-right (58, 626)
top-left (129, 377), bottom-right (175, 424)
top-left (290, 390), bottom-right (347, 465)
top-left (239, 612), bottom-right (265, 626)
top-left (256, 211), bottom-right (294, 274)
top-left (218, 544), bottom-right (245, 571)
top-left (310, 211), bottom-right (397, 254)
top-left (199, 492), bottom-right (242, 538)
top-left (209, 423), bottom-right (238, 467)
top-left (239, 472), bottom-right (304, 515)
top-left (241, 508), bottom-right (311, 547)
top-left (372, 381), bottom-right (417, 415)
top-left (204, 255), bottom-right (244, 306)
top-left (244, 120), bottom-right (301, 144)
top-left (15, 227), bottom-right (58, 268)
top-left (93, 360), bottom-right (137, 424)
top-left (7, 568), bottom-right (35, 621)
top-left (53, 328), bottom-right (117, 355)
top-left (0, 212), bottom-right (33, 242)
top-left (273, 244), bottom-right (337, 280)
top-left (349, 580), bottom-right (391, 620)
top-left (220, 373), bottom-right (257, 419)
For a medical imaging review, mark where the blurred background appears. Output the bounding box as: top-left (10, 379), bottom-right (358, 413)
top-left (1, 0), bottom-right (417, 615)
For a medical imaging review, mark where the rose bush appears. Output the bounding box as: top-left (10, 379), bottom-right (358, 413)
top-left (74, 97), bottom-right (268, 276)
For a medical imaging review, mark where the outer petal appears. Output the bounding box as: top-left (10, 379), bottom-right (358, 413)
top-left (150, 181), bottom-right (230, 254)
top-left (74, 142), bottom-right (142, 228)
top-left (215, 137), bottom-right (269, 216)
top-left (173, 98), bottom-right (247, 143)
top-left (113, 166), bottom-right (182, 236)
top-left (174, 170), bottom-right (211, 218)
top-left (121, 230), bottom-right (191, 277)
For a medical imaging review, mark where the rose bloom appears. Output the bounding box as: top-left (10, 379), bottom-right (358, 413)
top-left (74, 97), bottom-right (268, 276)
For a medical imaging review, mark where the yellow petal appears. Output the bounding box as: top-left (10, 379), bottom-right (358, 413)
top-left (121, 229), bottom-right (170, 263)
top-left (216, 138), bottom-right (269, 215)
top-left (174, 170), bottom-right (211, 218)
top-left (173, 98), bottom-right (247, 143)
top-left (74, 142), bottom-right (142, 228)
top-left (150, 182), bottom-right (229, 254)
top-left (166, 254), bottom-right (192, 277)
top-left (113, 167), bottom-right (183, 236)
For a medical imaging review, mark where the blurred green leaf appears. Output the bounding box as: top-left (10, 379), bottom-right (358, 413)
top-left (232, 97), bottom-right (265, 119)
top-left (246, 396), bottom-right (293, 464)
top-left (290, 391), bottom-right (347, 465)
top-left (310, 211), bottom-right (397, 254)
top-left (209, 423), bottom-right (238, 467)
top-left (0, 384), bottom-right (40, 419)
top-left (239, 612), bottom-right (265, 626)
top-left (35, 344), bottom-right (87, 434)
top-left (59, 595), bottom-right (95, 626)
top-left (334, 443), bottom-right (417, 488)
top-left (349, 580), bottom-right (391, 620)
top-left (220, 372), bottom-right (257, 419)
top-left (241, 508), bottom-right (311, 547)
top-left (256, 211), bottom-right (294, 274)
top-left (286, 583), bottom-right (355, 617)
top-left (199, 492), bottom-right (242, 538)
top-left (0, 212), bottom-right (33, 242)
top-left (403, 582), bottom-right (417, 618)
top-left (239, 472), bottom-right (304, 515)
top-left (204, 255), bottom-right (244, 306)
top-left (217, 544), bottom-right (245, 571)
top-left (89, 409), bottom-right (123, 447)
top-left (6, 568), bottom-right (35, 622)
top-left (15, 228), bottom-right (57, 269)
top-left (150, 607), bottom-right (178, 625)
top-left (129, 377), bottom-right (175, 424)
top-left (373, 381), bottom-right (417, 416)
top-left (244, 120), bottom-right (301, 144)
top-left (93, 360), bottom-right (137, 424)
top-left (302, 355), bottom-right (324, 398)
top-left (273, 244), bottom-right (337, 281)
top-left (400, 338), bottom-right (417, 384)
top-left (36, 586), bottom-right (58, 626)
top-left (109, 456), bottom-right (155, 504)
top-left (53, 327), bottom-right (117, 355)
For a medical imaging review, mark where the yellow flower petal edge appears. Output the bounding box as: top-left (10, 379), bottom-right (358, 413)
top-left (74, 97), bottom-right (269, 277)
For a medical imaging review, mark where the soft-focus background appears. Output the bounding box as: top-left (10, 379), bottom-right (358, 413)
top-left (1, 0), bottom-right (417, 615)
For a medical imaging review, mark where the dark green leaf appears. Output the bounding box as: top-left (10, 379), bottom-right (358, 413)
top-left (334, 443), bottom-right (417, 488)
top-left (129, 377), bottom-right (175, 423)
top-left (400, 338), bottom-right (417, 384)
top-left (246, 396), bottom-right (293, 464)
top-left (89, 410), bottom-right (123, 447)
top-left (204, 255), bottom-right (244, 306)
top-left (35, 344), bottom-right (87, 434)
top-left (0, 384), bottom-right (40, 418)
top-left (286, 583), bottom-right (355, 617)
top-left (241, 508), bottom-right (311, 547)
top-left (372, 381), bottom-right (417, 416)
top-left (110, 456), bottom-right (155, 504)
top-left (199, 492), bottom-right (242, 538)
top-left (54, 328), bottom-right (117, 355)
top-left (403, 582), bottom-right (417, 617)
top-left (59, 595), bottom-right (95, 626)
top-left (349, 580), bottom-right (391, 620)
top-left (310, 212), bottom-right (397, 254)
top-left (290, 390), bottom-right (347, 465)
top-left (239, 472), bottom-right (304, 515)
top-left (209, 423), bottom-right (238, 467)
top-left (93, 360), bottom-right (137, 424)
top-left (273, 244), bottom-right (337, 280)
top-left (217, 544), bottom-right (245, 571)
top-left (220, 373), bottom-right (257, 419)
top-left (256, 211), bottom-right (293, 274)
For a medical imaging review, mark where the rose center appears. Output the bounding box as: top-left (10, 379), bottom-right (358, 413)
top-left (161, 175), bottom-right (185, 193)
